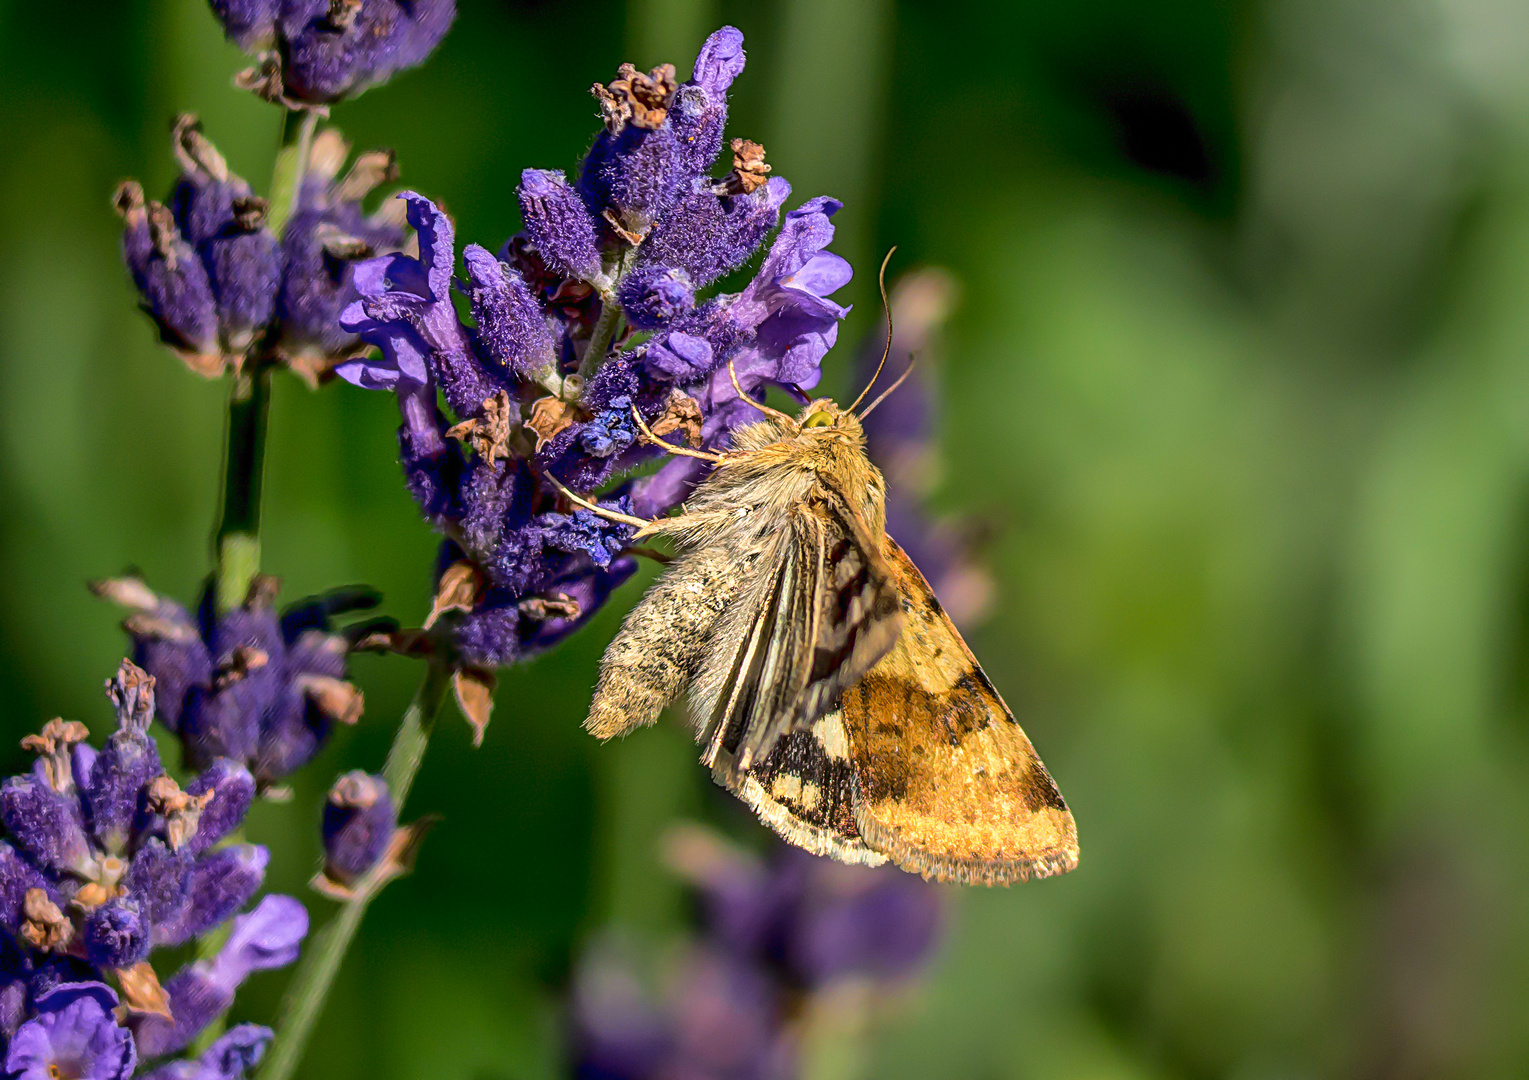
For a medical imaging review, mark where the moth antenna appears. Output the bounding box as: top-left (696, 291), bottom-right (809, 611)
top-left (847, 247), bottom-right (898, 413)
top-left (728, 359), bottom-right (792, 422)
top-left (857, 355), bottom-right (919, 421)
top-left (542, 473), bottom-right (651, 529)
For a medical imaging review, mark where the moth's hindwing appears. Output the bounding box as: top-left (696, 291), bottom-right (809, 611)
top-left (731, 713), bottom-right (886, 866)
top-left (841, 539), bottom-right (1079, 885)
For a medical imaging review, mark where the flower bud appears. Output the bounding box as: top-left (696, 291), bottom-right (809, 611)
top-left (516, 170), bottom-right (602, 281)
top-left (320, 772), bottom-right (395, 887)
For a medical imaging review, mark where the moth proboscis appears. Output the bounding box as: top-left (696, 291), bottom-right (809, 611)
top-left (558, 358), bottom-right (1078, 887)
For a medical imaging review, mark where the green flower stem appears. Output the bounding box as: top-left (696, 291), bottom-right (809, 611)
top-left (213, 365), bottom-right (270, 612)
top-left (578, 293), bottom-right (625, 388)
top-left (255, 659), bottom-right (453, 1080)
top-left (211, 107), bottom-right (317, 612)
top-left (266, 109), bottom-right (320, 236)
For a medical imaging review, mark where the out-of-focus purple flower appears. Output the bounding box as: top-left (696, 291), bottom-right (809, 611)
top-left (276, 130), bottom-right (409, 386)
top-left (132, 895), bottom-right (306, 1059)
top-left (4, 982), bottom-right (135, 1080)
top-left (334, 27), bottom-right (851, 674)
top-left (318, 772), bottom-right (394, 889)
top-left (166, 116), bottom-right (282, 356)
top-left (208, 1), bottom-right (277, 52)
top-left (567, 939), bottom-right (670, 1080)
top-left (114, 180), bottom-right (221, 377)
top-left (216, 0), bottom-right (456, 106)
top-left (117, 116), bottom-right (411, 382)
top-left (568, 826), bottom-right (941, 1080)
top-left (309, 771), bottom-right (434, 900)
top-left (665, 825), bottom-right (942, 988)
top-left (140, 1024), bottom-right (272, 1080)
top-left (92, 575), bottom-right (370, 788)
top-left (0, 663), bottom-right (268, 988)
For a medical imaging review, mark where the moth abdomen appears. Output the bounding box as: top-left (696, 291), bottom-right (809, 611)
top-left (586, 545), bottom-right (738, 739)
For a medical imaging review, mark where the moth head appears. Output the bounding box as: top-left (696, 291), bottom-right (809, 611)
top-left (796, 399), bottom-right (863, 438)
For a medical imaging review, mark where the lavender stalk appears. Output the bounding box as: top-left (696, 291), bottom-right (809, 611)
top-left (254, 659), bottom-right (451, 1080)
top-left (213, 109), bottom-right (319, 613)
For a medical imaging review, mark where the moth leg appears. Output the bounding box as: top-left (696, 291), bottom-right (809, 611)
top-left (586, 546), bottom-right (737, 738)
top-left (630, 405), bottom-right (728, 465)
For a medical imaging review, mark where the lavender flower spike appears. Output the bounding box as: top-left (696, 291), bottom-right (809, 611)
top-left (0, 661), bottom-right (274, 985)
top-left (96, 575), bottom-right (371, 788)
top-left (331, 25), bottom-right (852, 672)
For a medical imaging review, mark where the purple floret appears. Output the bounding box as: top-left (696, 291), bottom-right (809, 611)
top-left (133, 895), bottom-right (305, 1059)
top-left (5, 982), bottom-right (135, 1080)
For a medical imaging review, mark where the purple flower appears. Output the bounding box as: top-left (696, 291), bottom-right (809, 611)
top-left (208, 1), bottom-right (276, 52)
top-left (4, 982), bottom-right (135, 1080)
top-left (618, 266), bottom-right (695, 330)
top-left (338, 193), bottom-right (494, 413)
top-left (113, 181), bottom-right (220, 376)
top-left (333, 27), bottom-right (852, 671)
top-left (461, 244), bottom-right (558, 383)
top-left (0, 663), bottom-right (267, 977)
top-left (117, 117), bottom-right (412, 382)
top-left (638, 176), bottom-right (791, 290)
top-left (93, 575), bottom-right (370, 788)
top-left (133, 895), bottom-right (306, 1059)
top-left (517, 170), bottom-right (602, 283)
top-left (215, 0), bottom-right (456, 106)
top-left (276, 131), bottom-right (409, 386)
top-left (568, 828), bottom-right (941, 1080)
top-left (140, 1024), bottom-right (272, 1080)
top-left (166, 116), bottom-right (281, 355)
top-left (319, 773), bottom-right (394, 889)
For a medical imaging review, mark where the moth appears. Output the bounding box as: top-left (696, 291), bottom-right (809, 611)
top-left (558, 361), bottom-right (1078, 886)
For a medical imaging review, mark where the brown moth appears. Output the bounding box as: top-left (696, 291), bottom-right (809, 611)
top-left (560, 366), bottom-right (1078, 886)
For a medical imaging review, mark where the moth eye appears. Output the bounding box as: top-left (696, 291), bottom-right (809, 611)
top-left (803, 411), bottom-right (833, 428)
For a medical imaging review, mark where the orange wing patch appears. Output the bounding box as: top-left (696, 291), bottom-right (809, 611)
top-left (841, 539), bottom-right (1079, 885)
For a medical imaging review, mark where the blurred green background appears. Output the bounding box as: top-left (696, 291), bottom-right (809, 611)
top-left (5, 0), bottom-right (1529, 1075)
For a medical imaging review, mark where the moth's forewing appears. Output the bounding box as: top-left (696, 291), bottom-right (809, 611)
top-left (730, 715), bottom-right (888, 866)
top-left (841, 540), bottom-right (1078, 885)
